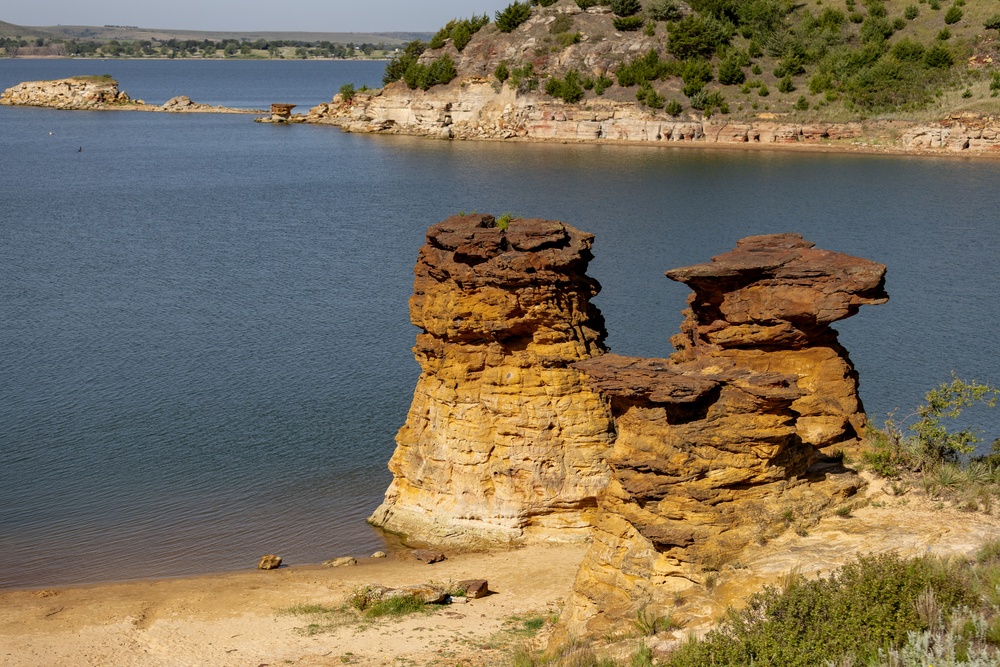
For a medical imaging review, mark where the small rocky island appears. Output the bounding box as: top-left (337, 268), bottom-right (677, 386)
top-left (0, 76), bottom-right (261, 114)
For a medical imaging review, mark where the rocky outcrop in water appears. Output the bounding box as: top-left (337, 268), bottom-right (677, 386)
top-left (560, 234), bottom-right (887, 636)
top-left (1, 78), bottom-right (261, 114)
top-left (368, 214), bottom-right (615, 546)
top-left (1, 76), bottom-right (137, 109)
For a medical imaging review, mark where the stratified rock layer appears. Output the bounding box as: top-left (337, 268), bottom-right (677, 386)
top-left (561, 234), bottom-right (886, 636)
top-left (667, 233), bottom-right (889, 454)
top-left (368, 214), bottom-right (615, 546)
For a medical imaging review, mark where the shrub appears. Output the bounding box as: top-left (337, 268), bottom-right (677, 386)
top-left (937, 26), bottom-right (951, 40)
top-left (451, 23), bottom-right (473, 51)
top-left (593, 74), bottom-right (613, 94)
top-left (613, 15), bottom-right (646, 30)
top-left (905, 4), bottom-right (919, 19)
top-left (509, 62), bottom-right (539, 92)
top-left (860, 16), bottom-right (895, 43)
top-left (610, 0), bottom-right (642, 16)
top-left (944, 5), bottom-right (962, 24)
top-left (924, 43), bottom-right (954, 67)
top-left (891, 37), bottom-right (926, 61)
top-left (532, 0), bottom-right (557, 5)
top-left (403, 54), bottom-right (458, 90)
top-left (664, 552), bottom-right (977, 667)
top-left (338, 83), bottom-right (356, 101)
top-left (986, 14), bottom-right (1000, 30)
top-left (718, 55), bottom-right (747, 84)
top-left (929, 0), bottom-right (941, 9)
top-left (649, 0), bottom-right (684, 21)
top-left (496, 1), bottom-right (533, 32)
top-left (849, 11), bottom-right (864, 23)
top-left (576, 0), bottom-right (599, 7)
top-left (545, 69), bottom-right (586, 102)
top-left (616, 49), bottom-right (672, 86)
top-left (689, 89), bottom-right (727, 113)
top-left (495, 61), bottom-right (510, 82)
top-left (778, 75), bottom-right (795, 92)
top-left (665, 99), bottom-right (684, 115)
top-left (758, 83), bottom-right (770, 96)
top-left (668, 15), bottom-right (732, 59)
top-left (383, 40), bottom-right (426, 85)
top-left (792, 94), bottom-right (809, 110)
top-left (549, 14), bottom-right (573, 33)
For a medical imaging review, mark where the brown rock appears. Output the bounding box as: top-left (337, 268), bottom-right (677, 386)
top-left (458, 579), bottom-right (489, 599)
top-left (323, 557), bottom-right (358, 567)
top-left (368, 214), bottom-right (616, 546)
top-left (560, 235), bottom-right (885, 637)
top-left (257, 554), bottom-right (282, 570)
top-left (412, 550), bottom-right (446, 564)
top-left (384, 585), bottom-right (448, 604)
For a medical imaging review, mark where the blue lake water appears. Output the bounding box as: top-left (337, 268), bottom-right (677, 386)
top-left (2, 59), bottom-right (999, 589)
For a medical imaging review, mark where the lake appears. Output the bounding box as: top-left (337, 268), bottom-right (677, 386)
top-left (2, 58), bottom-right (998, 589)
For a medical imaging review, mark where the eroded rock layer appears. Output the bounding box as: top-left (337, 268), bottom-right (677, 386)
top-left (561, 234), bottom-right (886, 636)
top-left (368, 214), bottom-right (615, 546)
top-left (667, 233), bottom-right (889, 454)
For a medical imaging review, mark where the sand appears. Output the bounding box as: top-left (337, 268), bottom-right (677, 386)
top-left (0, 544), bottom-right (587, 667)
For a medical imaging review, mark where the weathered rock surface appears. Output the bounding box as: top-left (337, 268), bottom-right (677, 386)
top-left (1, 76), bottom-right (136, 109)
top-left (667, 233), bottom-right (888, 454)
top-left (368, 214), bottom-right (615, 546)
top-left (257, 554), bottom-right (282, 570)
top-left (559, 235), bottom-right (886, 637)
top-left (1, 78), bottom-right (261, 114)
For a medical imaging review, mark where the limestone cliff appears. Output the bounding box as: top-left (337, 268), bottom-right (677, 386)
top-left (560, 234), bottom-right (886, 636)
top-left (368, 214), bottom-right (615, 546)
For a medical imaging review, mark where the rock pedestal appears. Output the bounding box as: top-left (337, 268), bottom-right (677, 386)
top-left (368, 214), bottom-right (616, 546)
top-left (560, 234), bottom-right (887, 636)
top-left (667, 233), bottom-right (889, 455)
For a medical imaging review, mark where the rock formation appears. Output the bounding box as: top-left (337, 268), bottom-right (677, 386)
top-left (667, 233), bottom-right (889, 455)
top-left (368, 214), bottom-right (616, 546)
top-left (560, 234), bottom-right (887, 636)
top-left (1, 78), bottom-right (261, 114)
top-left (1, 76), bottom-right (137, 109)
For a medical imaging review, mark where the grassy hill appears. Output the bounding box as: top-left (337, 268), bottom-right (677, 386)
top-left (0, 20), bottom-right (58, 40)
top-left (381, 0), bottom-right (1000, 121)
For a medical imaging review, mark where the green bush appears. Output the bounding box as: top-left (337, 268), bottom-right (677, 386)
top-left (610, 0), bottom-right (642, 16)
top-left (904, 4), bottom-right (919, 19)
top-left (495, 60), bottom-right (510, 83)
top-left (664, 552), bottom-right (978, 667)
top-left (637, 82), bottom-right (666, 108)
top-left (559, 31), bottom-right (583, 46)
top-left (665, 99), bottom-right (684, 115)
top-left (549, 14), bottom-right (573, 34)
top-left (383, 40), bottom-right (426, 85)
top-left (793, 94), bottom-right (810, 110)
top-left (986, 14), bottom-right (1000, 30)
top-left (937, 26), bottom-right (951, 40)
top-left (532, 0), bottom-right (557, 5)
top-left (849, 11), bottom-right (864, 23)
top-left (496, 1), bottom-right (533, 32)
top-left (944, 5), bottom-right (962, 24)
top-left (924, 43), bottom-right (954, 67)
top-left (616, 49), bottom-right (672, 86)
top-left (929, 0), bottom-right (941, 9)
top-left (403, 54), bottom-right (458, 90)
top-left (860, 16), bottom-right (895, 43)
top-left (451, 23), bottom-right (473, 51)
top-left (576, 0), bottom-right (600, 7)
top-left (891, 37), bottom-right (926, 61)
top-left (509, 62), bottom-right (539, 92)
top-left (649, 0), bottom-right (683, 21)
top-left (778, 74), bottom-right (795, 92)
top-left (593, 74), bottom-right (613, 94)
top-left (338, 83), bottom-right (356, 101)
top-left (545, 69), bottom-right (586, 102)
top-left (689, 89), bottom-right (727, 113)
top-left (668, 15), bottom-right (733, 59)
top-left (718, 55), bottom-right (747, 84)
top-left (613, 15), bottom-right (646, 31)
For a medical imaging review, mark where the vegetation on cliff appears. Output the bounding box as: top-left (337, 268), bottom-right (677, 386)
top-left (379, 0), bottom-right (1000, 120)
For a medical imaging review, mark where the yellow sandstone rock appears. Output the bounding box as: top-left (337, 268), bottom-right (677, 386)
top-left (368, 214), bottom-right (615, 546)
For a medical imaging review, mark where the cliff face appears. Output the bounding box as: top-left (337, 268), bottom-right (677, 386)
top-left (368, 214), bottom-right (616, 546)
top-left (1, 77), bottom-right (136, 109)
top-left (560, 234), bottom-right (887, 636)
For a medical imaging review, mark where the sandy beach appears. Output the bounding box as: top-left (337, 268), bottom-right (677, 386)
top-left (0, 543), bottom-right (587, 667)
